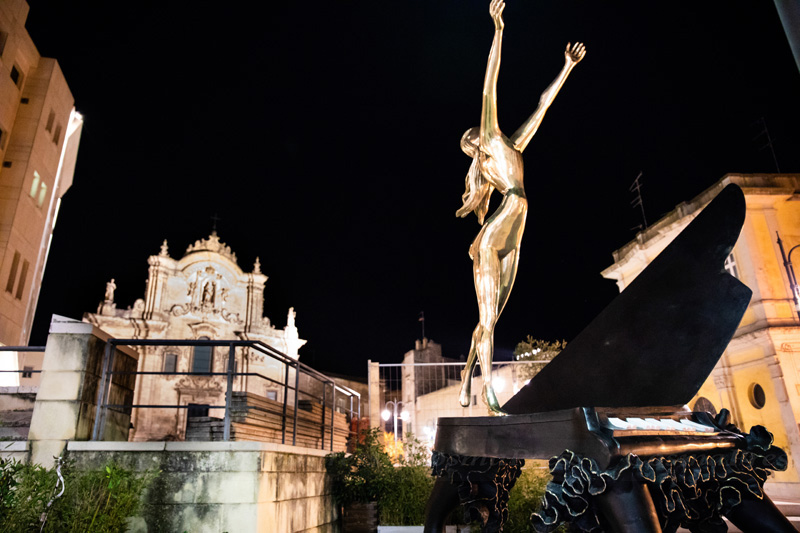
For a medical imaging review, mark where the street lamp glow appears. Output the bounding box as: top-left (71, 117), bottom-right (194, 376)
top-left (400, 410), bottom-right (411, 422)
top-left (492, 376), bottom-right (506, 393)
top-left (381, 409), bottom-right (391, 421)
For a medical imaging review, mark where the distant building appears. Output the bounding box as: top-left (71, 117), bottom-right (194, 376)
top-left (0, 0), bottom-right (83, 346)
top-left (83, 232), bottom-right (306, 441)
top-left (602, 174), bottom-right (800, 498)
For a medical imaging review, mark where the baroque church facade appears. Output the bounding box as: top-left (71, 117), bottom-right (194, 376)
top-left (83, 232), bottom-right (305, 441)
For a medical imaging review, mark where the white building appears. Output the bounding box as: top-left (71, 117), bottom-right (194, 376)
top-left (84, 232), bottom-right (305, 441)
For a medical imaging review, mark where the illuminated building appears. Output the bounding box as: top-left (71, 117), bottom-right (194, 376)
top-left (0, 0), bottom-right (83, 347)
top-left (602, 174), bottom-right (800, 497)
top-left (83, 232), bottom-right (306, 441)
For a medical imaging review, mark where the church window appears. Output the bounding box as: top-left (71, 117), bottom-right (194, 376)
top-left (5, 251), bottom-right (20, 293)
top-left (692, 396), bottom-right (717, 416)
top-left (187, 403), bottom-right (209, 418)
top-left (163, 353), bottom-right (177, 374)
top-left (192, 337), bottom-right (213, 375)
top-left (15, 260), bottom-right (28, 300)
top-left (724, 253), bottom-right (738, 279)
top-left (45, 111), bottom-right (54, 133)
top-left (21, 366), bottom-right (33, 379)
top-left (749, 383), bottom-right (766, 409)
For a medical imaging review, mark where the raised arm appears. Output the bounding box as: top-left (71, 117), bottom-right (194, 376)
top-left (479, 0), bottom-right (505, 145)
top-left (510, 42), bottom-right (586, 152)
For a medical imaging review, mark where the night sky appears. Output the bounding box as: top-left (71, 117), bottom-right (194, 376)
top-left (25, 1), bottom-right (800, 377)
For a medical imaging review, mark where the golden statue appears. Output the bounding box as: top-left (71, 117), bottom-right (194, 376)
top-left (458, 0), bottom-right (586, 413)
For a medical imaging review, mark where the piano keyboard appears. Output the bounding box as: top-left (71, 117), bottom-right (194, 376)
top-left (605, 416), bottom-right (717, 436)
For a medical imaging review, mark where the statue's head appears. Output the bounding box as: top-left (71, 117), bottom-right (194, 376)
top-left (460, 127), bottom-right (479, 158)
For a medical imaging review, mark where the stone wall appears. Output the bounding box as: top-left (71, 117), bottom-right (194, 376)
top-left (66, 441), bottom-right (339, 533)
top-left (0, 386), bottom-right (36, 440)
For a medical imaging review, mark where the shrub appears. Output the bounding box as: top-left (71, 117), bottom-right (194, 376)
top-left (325, 428), bottom-right (394, 506)
top-left (505, 461), bottom-right (567, 533)
top-left (0, 458), bottom-right (155, 533)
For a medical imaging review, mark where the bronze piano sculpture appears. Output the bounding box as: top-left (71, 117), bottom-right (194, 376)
top-left (424, 185), bottom-right (796, 533)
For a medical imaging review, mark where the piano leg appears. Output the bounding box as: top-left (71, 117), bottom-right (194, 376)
top-left (594, 472), bottom-right (662, 533)
top-left (423, 476), bottom-right (461, 533)
top-left (724, 492), bottom-right (797, 532)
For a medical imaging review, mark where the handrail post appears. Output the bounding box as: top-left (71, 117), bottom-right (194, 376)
top-left (91, 341), bottom-right (114, 441)
top-left (223, 344), bottom-right (235, 441)
top-left (95, 341), bottom-right (117, 441)
top-left (292, 361), bottom-right (300, 446)
top-left (320, 382), bottom-right (327, 450)
top-left (281, 362), bottom-right (289, 444)
top-left (330, 383), bottom-right (335, 451)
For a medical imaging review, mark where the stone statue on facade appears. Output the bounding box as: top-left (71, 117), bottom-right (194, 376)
top-left (104, 279), bottom-right (116, 303)
top-left (457, 0), bottom-right (585, 413)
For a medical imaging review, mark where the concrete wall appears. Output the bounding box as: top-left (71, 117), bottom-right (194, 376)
top-left (66, 441), bottom-right (339, 533)
top-left (27, 316), bottom-right (138, 466)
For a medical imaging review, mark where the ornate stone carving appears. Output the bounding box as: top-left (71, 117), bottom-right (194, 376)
top-left (185, 231), bottom-right (238, 264)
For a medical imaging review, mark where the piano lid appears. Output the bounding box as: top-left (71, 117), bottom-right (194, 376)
top-left (503, 184), bottom-right (752, 414)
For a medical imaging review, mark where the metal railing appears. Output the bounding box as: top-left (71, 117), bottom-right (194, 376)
top-left (0, 346), bottom-right (45, 380)
top-left (88, 338), bottom-right (359, 450)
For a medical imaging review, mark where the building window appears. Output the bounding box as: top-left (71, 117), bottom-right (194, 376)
top-left (52, 124), bottom-right (62, 145)
top-left (15, 260), bottom-right (28, 300)
top-left (21, 366), bottom-right (33, 379)
top-left (45, 111), bottom-right (54, 133)
top-left (2, 161), bottom-right (10, 168)
top-left (724, 253), bottom-right (739, 279)
top-left (692, 396), bottom-right (717, 416)
top-left (265, 390), bottom-right (278, 401)
top-left (187, 403), bottom-right (209, 418)
top-left (30, 171), bottom-right (40, 197)
top-left (0, 127), bottom-right (6, 150)
top-left (9, 65), bottom-right (22, 87)
top-left (29, 171), bottom-right (47, 208)
top-left (37, 182), bottom-right (47, 207)
top-left (0, 31), bottom-right (8, 56)
top-left (192, 337), bottom-right (213, 374)
top-left (749, 383), bottom-right (766, 409)
top-left (163, 353), bottom-right (177, 374)
top-left (5, 251), bottom-right (20, 293)
top-left (20, 98), bottom-right (29, 104)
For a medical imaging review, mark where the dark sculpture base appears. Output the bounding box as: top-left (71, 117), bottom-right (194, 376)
top-left (425, 423), bottom-right (793, 533)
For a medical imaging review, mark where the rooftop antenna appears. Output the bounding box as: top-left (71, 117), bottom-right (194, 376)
top-left (418, 311), bottom-right (425, 341)
top-left (629, 171), bottom-right (648, 231)
top-left (751, 117), bottom-right (781, 173)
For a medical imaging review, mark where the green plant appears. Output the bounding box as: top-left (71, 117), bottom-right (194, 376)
top-left (0, 458), bottom-right (156, 533)
top-left (513, 337), bottom-right (566, 381)
top-left (378, 433), bottom-right (435, 526)
top-left (325, 428), bottom-right (393, 506)
top-left (505, 462), bottom-right (567, 533)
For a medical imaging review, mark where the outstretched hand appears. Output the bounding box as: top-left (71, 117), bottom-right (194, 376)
top-left (490, 0), bottom-right (505, 30)
top-left (565, 42), bottom-right (586, 65)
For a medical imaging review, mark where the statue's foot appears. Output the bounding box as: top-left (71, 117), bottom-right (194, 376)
top-left (459, 370), bottom-right (472, 407)
top-left (482, 384), bottom-right (507, 416)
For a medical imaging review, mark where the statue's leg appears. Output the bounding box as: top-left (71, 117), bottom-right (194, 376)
top-left (459, 325), bottom-right (481, 407)
top-left (594, 470), bottom-right (662, 533)
top-left (423, 476), bottom-right (461, 533)
top-left (724, 492), bottom-right (796, 533)
top-left (475, 248), bottom-right (504, 413)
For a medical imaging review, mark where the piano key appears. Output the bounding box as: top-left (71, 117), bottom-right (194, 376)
top-left (679, 419), bottom-right (715, 432)
top-left (607, 417), bottom-right (631, 430)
